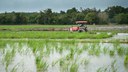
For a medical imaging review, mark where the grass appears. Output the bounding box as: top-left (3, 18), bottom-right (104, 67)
top-left (0, 31), bottom-right (115, 39)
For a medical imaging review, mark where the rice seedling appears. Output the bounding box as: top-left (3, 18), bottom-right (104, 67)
top-left (117, 46), bottom-right (124, 56)
top-left (58, 47), bottom-right (64, 54)
top-left (2, 47), bottom-right (16, 72)
top-left (0, 31), bottom-right (115, 39)
top-left (68, 47), bottom-right (76, 60)
top-left (0, 40), bottom-right (128, 72)
top-left (88, 43), bottom-right (101, 56)
top-left (80, 58), bottom-right (89, 65)
top-left (96, 60), bottom-right (117, 72)
top-left (0, 41), bottom-right (6, 49)
top-left (35, 56), bottom-right (48, 72)
top-left (10, 64), bottom-right (18, 72)
top-left (109, 50), bottom-right (115, 56)
top-left (77, 48), bottom-right (83, 55)
top-left (70, 63), bottom-right (78, 72)
top-left (124, 55), bottom-right (128, 65)
top-left (97, 67), bottom-right (108, 72)
top-left (103, 47), bottom-right (108, 54)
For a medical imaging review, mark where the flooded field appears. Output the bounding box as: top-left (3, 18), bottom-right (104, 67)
top-left (0, 40), bottom-right (128, 72)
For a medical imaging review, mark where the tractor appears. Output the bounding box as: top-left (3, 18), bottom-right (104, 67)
top-left (69, 21), bottom-right (88, 32)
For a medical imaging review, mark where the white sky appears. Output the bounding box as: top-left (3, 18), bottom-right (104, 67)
top-left (0, 0), bottom-right (127, 12)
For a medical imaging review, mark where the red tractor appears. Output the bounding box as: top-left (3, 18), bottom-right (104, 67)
top-left (69, 21), bottom-right (88, 32)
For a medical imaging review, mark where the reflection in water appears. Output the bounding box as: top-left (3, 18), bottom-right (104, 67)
top-left (0, 41), bottom-right (128, 72)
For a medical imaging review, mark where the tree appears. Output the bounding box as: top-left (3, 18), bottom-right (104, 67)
top-left (76, 13), bottom-right (85, 21)
top-left (44, 8), bottom-right (53, 24)
top-left (114, 13), bottom-right (128, 24)
top-left (81, 8), bottom-right (98, 15)
top-left (66, 7), bottom-right (78, 14)
top-left (98, 12), bottom-right (108, 24)
top-left (105, 6), bottom-right (125, 18)
top-left (57, 14), bottom-right (70, 24)
top-left (85, 12), bottom-right (98, 24)
top-left (0, 12), bottom-right (15, 24)
top-left (36, 11), bottom-right (45, 24)
top-left (13, 13), bottom-right (28, 24)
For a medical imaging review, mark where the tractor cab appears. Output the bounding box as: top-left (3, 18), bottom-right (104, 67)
top-left (76, 21), bottom-right (87, 27)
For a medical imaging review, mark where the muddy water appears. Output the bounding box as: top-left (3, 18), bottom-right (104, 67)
top-left (0, 42), bottom-right (128, 72)
top-left (112, 33), bottom-right (128, 39)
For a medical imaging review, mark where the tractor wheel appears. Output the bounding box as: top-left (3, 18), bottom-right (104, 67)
top-left (85, 28), bottom-right (88, 32)
top-left (78, 29), bottom-right (85, 32)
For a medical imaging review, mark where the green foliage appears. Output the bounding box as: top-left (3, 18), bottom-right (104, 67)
top-left (85, 12), bottom-right (98, 24)
top-left (36, 56), bottom-right (48, 71)
top-left (114, 13), bottom-right (128, 24)
top-left (124, 55), bottom-right (128, 64)
top-left (0, 6), bottom-right (127, 25)
top-left (98, 12), bottom-right (108, 24)
top-left (105, 6), bottom-right (126, 18)
top-left (70, 63), bottom-right (78, 72)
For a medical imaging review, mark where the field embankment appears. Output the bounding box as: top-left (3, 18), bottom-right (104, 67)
top-left (0, 25), bottom-right (128, 32)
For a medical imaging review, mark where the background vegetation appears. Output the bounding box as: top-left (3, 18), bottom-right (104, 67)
top-left (0, 6), bottom-right (128, 25)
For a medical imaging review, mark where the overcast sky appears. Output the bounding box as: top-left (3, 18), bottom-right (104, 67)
top-left (0, 0), bottom-right (128, 12)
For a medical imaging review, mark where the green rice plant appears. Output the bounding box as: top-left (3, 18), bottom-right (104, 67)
top-left (88, 49), bottom-right (100, 56)
top-left (56, 57), bottom-right (69, 72)
top-left (103, 47), bottom-right (108, 54)
top-left (69, 47), bottom-right (75, 60)
top-left (97, 60), bottom-right (117, 72)
top-left (97, 67), bottom-right (108, 72)
top-left (58, 47), bottom-right (64, 54)
top-left (2, 48), bottom-right (16, 72)
top-left (113, 41), bottom-right (120, 48)
top-left (0, 31), bottom-right (115, 39)
top-left (117, 46), bottom-right (124, 56)
top-left (70, 63), bottom-right (78, 72)
top-left (125, 48), bottom-right (128, 55)
top-left (80, 58), bottom-right (89, 65)
top-left (82, 44), bottom-right (89, 51)
top-left (88, 43), bottom-right (101, 56)
top-left (124, 55), bottom-right (128, 65)
top-left (10, 64), bottom-right (18, 72)
top-left (35, 56), bottom-right (48, 72)
top-left (77, 48), bottom-right (83, 55)
top-left (59, 58), bottom-right (65, 67)
top-left (0, 41), bottom-right (6, 49)
top-left (109, 50), bottom-right (115, 56)
top-left (111, 60), bottom-right (117, 72)
top-left (88, 49), bottom-right (94, 55)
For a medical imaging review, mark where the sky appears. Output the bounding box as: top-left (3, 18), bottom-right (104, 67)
top-left (0, 0), bottom-right (128, 13)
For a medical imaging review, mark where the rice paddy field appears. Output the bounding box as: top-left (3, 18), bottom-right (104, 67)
top-left (0, 25), bottom-right (128, 72)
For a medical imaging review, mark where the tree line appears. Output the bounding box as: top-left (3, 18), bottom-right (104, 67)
top-left (0, 6), bottom-right (128, 25)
